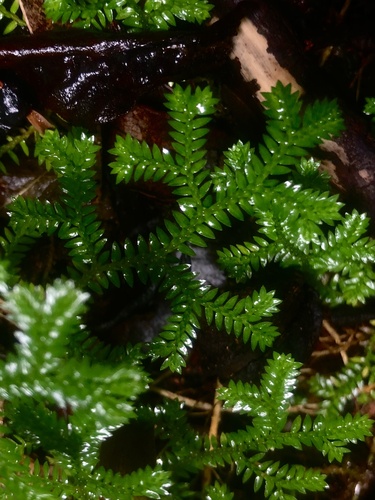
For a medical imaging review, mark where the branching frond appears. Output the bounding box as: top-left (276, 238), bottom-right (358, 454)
top-left (261, 82), bottom-right (344, 172)
top-left (43, 0), bottom-right (213, 30)
top-left (219, 353), bottom-right (302, 431)
top-left (202, 286), bottom-right (281, 349)
top-left (149, 263), bottom-right (204, 372)
top-left (364, 97), bottom-right (375, 123)
top-left (5, 82), bottom-right (370, 371)
top-left (0, 125), bottom-right (34, 171)
top-left (0, 278), bottom-right (147, 455)
top-left (205, 481), bottom-right (235, 499)
top-left (309, 329), bottom-right (375, 416)
top-left (308, 211), bottom-right (375, 305)
top-left (0, 0), bottom-right (26, 34)
top-left (212, 353), bottom-right (373, 498)
top-left (0, 200), bottom-right (54, 276)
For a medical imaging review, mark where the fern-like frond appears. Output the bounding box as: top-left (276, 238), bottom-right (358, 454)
top-left (216, 145), bottom-right (375, 306)
top-left (0, 278), bottom-right (147, 455)
top-left (0, 216), bottom-right (49, 277)
top-left (0, 0), bottom-right (26, 34)
top-left (308, 211), bottom-right (375, 305)
top-left (150, 263), bottom-right (204, 372)
top-left (205, 481), bottom-right (234, 500)
top-left (149, 265), bottom-right (281, 372)
top-left (0, 125), bottom-right (34, 172)
top-left (309, 358), bottom-right (366, 415)
top-left (292, 157), bottom-right (331, 192)
top-left (254, 181), bottom-right (343, 242)
top-left (244, 461), bottom-right (326, 499)
top-left (219, 353), bottom-right (302, 431)
top-left (34, 128), bottom-right (113, 291)
top-left (89, 464), bottom-right (172, 498)
top-left (1, 279), bottom-right (89, 379)
top-left (0, 434), bottom-right (171, 499)
top-left (0, 4), bottom-right (375, 496)
top-left (261, 82), bottom-right (345, 172)
top-left (141, 0), bottom-right (213, 30)
top-left (44, 0), bottom-right (130, 29)
top-left (5, 398), bottom-right (83, 458)
top-left (108, 82), bottom-right (359, 372)
top-left (308, 325), bottom-right (375, 418)
top-left (110, 133), bottom-right (174, 184)
top-left (211, 353), bottom-right (373, 497)
top-left (216, 240), bottom-right (273, 282)
top-left (0, 436), bottom-right (71, 499)
top-left (110, 84), bottom-right (217, 213)
top-left (44, 0), bottom-right (212, 30)
top-left (365, 97), bottom-right (375, 123)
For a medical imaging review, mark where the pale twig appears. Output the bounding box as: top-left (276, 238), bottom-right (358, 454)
top-left (208, 380), bottom-right (223, 449)
top-left (150, 386), bottom-right (213, 412)
top-left (202, 379), bottom-right (223, 489)
top-left (322, 319), bottom-right (350, 365)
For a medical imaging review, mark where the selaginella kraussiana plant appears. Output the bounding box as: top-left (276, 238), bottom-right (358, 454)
top-left (0, 81), bottom-right (374, 499)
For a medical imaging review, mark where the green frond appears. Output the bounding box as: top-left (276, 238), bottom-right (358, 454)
top-left (1, 436), bottom-right (171, 499)
top-left (309, 357), bottom-right (365, 414)
top-left (205, 481), bottom-right (234, 500)
top-left (308, 211), bottom-right (375, 305)
top-left (2, 59), bottom-right (375, 498)
top-left (34, 128), bottom-right (113, 290)
top-left (262, 82), bottom-right (303, 130)
top-left (214, 123), bottom-right (374, 305)
top-left (219, 353), bottom-right (302, 431)
top-left (292, 157), bottom-right (331, 192)
top-left (1, 279), bottom-right (89, 382)
top-left (142, 0), bottom-right (213, 30)
top-left (150, 262), bottom-right (280, 372)
top-left (151, 399), bottom-right (203, 484)
top-left (217, 240), bottom-right (272, 282)
top-left (211, 351), bottom-right (372, 497)
top-left (0, 277), bottom-right (148, 456)
top-left (36, 127), bottom-right (99, 178)
top-left (309, 328), bottom-right (375, 417)
top-left (0, 436), bottom-right (70, 499)
top-left (5, 398), bottom-right (83, 458)
top-left (0, 0), bottom-right (26, 34)
top-left (110, 133), bottom-right (174, 184)
top-left (110, 84), bottom-right (217, 215)
top-left (253, 182), bottom-right (343, 256)
top-left (261, 82), bottom-right (344, 171)
top-left (248, 462), bottom-right (326, 499)
top-left (365, 97), bottom-right (375, 122)
top-left (203, 286), bottom-right (281, 348)
top-left (272, 182), bottom-right (342, 227)
top-left (0, 216), bottom-right (47, 277)
top-left (0, 125), bottom-right (34, 172)
top-left (302, 412), bottom-right (373, 463)
top-left (43, 0), bottom-right (212, 30)
top-left (3, 196), bottom-right (109, 288)
top-left (150, 264), bottom-right (204, 372)
top-left (90, 464), bottom-right (172, 498)
top-left (44, 0), bottom-right (130, 29)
